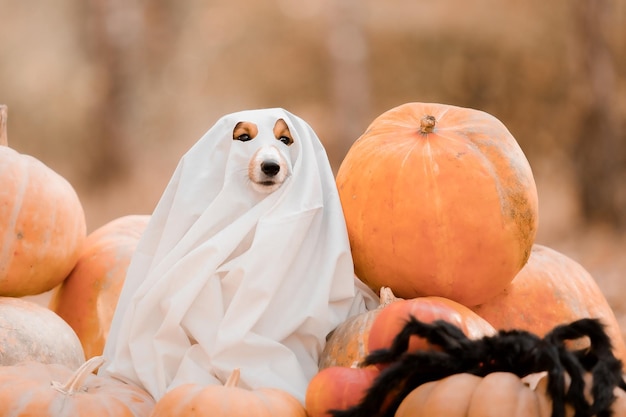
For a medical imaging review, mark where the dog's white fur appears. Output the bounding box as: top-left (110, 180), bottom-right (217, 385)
top-left (233, 118), bottom-right (293, 194)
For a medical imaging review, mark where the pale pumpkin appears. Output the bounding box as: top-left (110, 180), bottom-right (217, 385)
top-left (336, 102), bottom-right (538, 306)
top-left (0, 105), bottom-right (86, 296)
top-left (395, 372), bottom-right (552, 417)
top-left (150, 368), bottom-right (307, 417)
top-left (0, 296), bottom-right (85, 368)
top-left (49, 214), bottom-right (150, 358)
top-left (471, 244), bottom-right (626, 363)
top-left (0, 355), bottom-right (155, 416)
top-left (395, 371), bottom-right (626, 417)
top-left (319, 286), bottom-right (400, 369)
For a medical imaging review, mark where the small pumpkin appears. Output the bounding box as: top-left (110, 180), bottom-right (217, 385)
top-left (395, 372), bottom-right (552, 417)
top-left (0, 296), bottom-right (85, 368)
top-left (49, 214), bottom-right (150, 359)
top-left (471, 244), bottom-right (626, 363)
top-left (336, 102), bottom-right (538, 306)
top-left (319, 286), bottom-right (400, 369)
top-left (305, 366), bottom-right (380, 417)
top-left (0, 104), bottom-right (87, 297)
top-left (395, 371), bottom-right (626, 417)
top-left (0, 355), bottom-right (155, 416)
top-left (150, 368), bottom-right (307, 417)
top-left (368, 296), bottom-right (497, 357)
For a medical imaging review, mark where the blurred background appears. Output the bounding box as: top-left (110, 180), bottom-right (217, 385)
top-left (1, 0), bottom-right (625, 325)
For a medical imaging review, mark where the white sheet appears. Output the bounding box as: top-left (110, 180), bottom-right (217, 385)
top-left (99, 108), bottom-right (378, 404)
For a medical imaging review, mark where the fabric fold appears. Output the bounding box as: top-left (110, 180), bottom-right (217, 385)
top-left (99, 108), bottom-right (378, 404)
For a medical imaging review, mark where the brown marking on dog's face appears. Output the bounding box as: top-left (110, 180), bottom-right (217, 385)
top-left (273, 119), bottom-right (293, 146)
top-left (233, 121), bottom-right (258, 142)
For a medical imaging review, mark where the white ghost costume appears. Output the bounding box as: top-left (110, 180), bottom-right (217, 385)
top-left (99, 108), bottom-right (378, 404)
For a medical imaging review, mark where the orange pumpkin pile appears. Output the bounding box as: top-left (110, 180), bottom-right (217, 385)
top-left (1, 101), bottom-right (626, 417)
top-left (309, 102), bottom-right (626, 417)
top-left (0, 106), bottom-right (86, 297)
top-left (0, 105), bottom-right (157, 415)
top-left (49, 214), bottom-right (150, 359)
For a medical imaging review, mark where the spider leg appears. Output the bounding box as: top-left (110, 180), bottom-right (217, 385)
top-left (590, 359), bottom-right (623, 417)
top-left (361, 317), bottom-right (472, 368)
top-left (547, 318), bottom-right (625, 417)
top-left (582, 319), bottom-right (625, 417)
top-left (537, 343), bottom-right (569, 417)
top-left (331, 349), bottom-right (469, 417)
top-left (555, 347), bottom-right (591, 417)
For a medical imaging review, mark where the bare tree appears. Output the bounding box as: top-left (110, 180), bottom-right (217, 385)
top-left (78, 0), bottom-right (178, 185)
top-left (326, 0), bottom-right (372, 169)
top-left (571, 0), bottom-right (626, 228)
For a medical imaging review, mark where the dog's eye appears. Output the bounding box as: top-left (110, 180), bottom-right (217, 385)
top-left (278, 136), bottom-right (293, 146)
top-left (235, 134), bottom-right (252, 142)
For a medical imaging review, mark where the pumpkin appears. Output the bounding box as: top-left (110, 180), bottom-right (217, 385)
top-left (305, 365), bottom-right (380, 417)
top-left (471, 244), bottom-right (626, 363)
top-left (395, 372), bottom-right (552, 417)
top-left (395, 371), bottom-right (626, 417)
top-left (0, 296), bottom-right (85, 368)
top-left (368, 296), bottom-right (497, 357)
top-left (49, 214), bottom-right (150, 358)
top-left (319, 286), bottom-right (400, 369)
top-left (336, 102), bottom-right (538, 306)
top-left (150, 368), bottom-right (307, 417)
top-left (0, 104), bottom-right (87, 297)
top-left (0, 355), bottom-right (155, 416)
top-left (308, 297), bottom-right (495, 417)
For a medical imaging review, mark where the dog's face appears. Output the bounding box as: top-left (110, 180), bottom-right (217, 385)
top-left (233, 118), bottom-right (294, 194)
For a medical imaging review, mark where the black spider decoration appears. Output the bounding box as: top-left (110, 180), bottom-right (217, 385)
top-left (330, 317), bottom-right (626, 417)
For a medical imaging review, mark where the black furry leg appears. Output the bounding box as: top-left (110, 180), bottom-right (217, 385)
top-left (331, 350), bottom-right (463, 417)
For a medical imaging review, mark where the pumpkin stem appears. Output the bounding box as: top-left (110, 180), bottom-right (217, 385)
top-left (419, 115), bottom-right (436, 134)
top-left (379, 286), bottom-right (400, 307)
top-left (224, 368), bottom-right (241, 388)
top-left (0, 104), bottom-right (7, 146)
top-left (51, 355), bottom-right (105, 395)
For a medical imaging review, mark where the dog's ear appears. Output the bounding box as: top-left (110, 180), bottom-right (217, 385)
top-left (233, 121), bottom-right (258, 142)
top-left (274, 119), bottom-right (293, 146)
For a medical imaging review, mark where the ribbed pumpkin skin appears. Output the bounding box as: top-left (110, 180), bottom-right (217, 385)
top-left (0, 146), bottom-right (86, 296)
top-left (395, 372), bottom-right (552, 417)
top-left (49, 214), bottom-right (150, 359)
top-left (0, 296), bottom-right (85, 368)
top-left (336, 102), bottom-right (538, 306)
top-left (319, 287), bottom-right (399, 369)
top-left (150, 370), bottom-right (307, 417)
top-left (472, 244), bottom-right (626, 363)
top-left (0, 357), bottom-right (155, 417)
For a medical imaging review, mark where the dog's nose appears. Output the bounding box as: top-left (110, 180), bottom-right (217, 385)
top-left (261, 161), bottom-right (280, 176)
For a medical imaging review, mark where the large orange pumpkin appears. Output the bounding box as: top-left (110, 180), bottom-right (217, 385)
top-left (0, 355), bottom-right (155, 416)
top-left (0, 296), bottom-right (85, 368)
top-left (336, 102), bottom-right (538, 306)
top-left (49, 214), bottom-right (150, 359)
top-left (471, 243), bottom-right (626, 363)
top-left (0, 105), bottom-right (87, 297)
top-left (150, 368), bottom-right (307, 417)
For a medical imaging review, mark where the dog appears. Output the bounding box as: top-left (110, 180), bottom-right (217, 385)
top-left (233, 118), bottom-right (294, 194)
